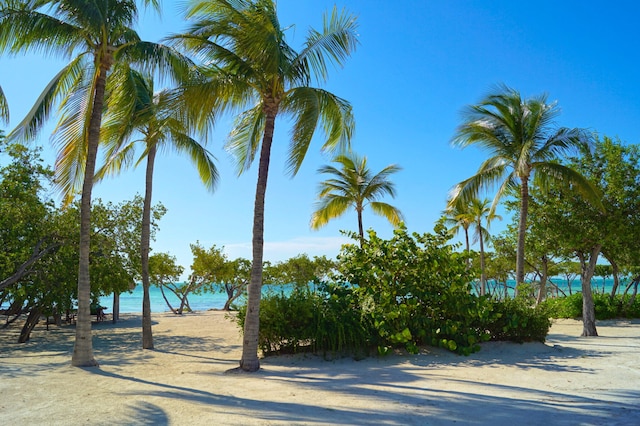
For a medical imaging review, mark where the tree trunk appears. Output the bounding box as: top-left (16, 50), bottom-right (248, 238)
top-left (72, 65), bottom-right (109, 368)
top-left (18, 307), bottom-right (42, 343)
top-left (357, 207), bottom-right (364, 247)
top-left (141, 144), bottom-right (156, 349)
top-left (478, 221), bottom-right (486, 296)
top-left (515, 178), bottom-right (529, 294)
top-left (239, 107), bottom-right (278, 372)
top-left (536, 256), bottom-right (549, 305)
top-left (609, 259), bottom-right (620, 299)
top-left (464, 228), bottom-right (470, 269)
top-left (112, 292), bottom-right (120, 323)
top-left (577, 246), bottom-right (601, 337)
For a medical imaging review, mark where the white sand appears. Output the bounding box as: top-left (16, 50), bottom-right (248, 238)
top-left (1, 311), bottom-right (639, 425)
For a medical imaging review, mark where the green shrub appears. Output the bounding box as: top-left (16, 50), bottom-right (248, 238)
top-left (485, 298), bottom-right (551, 343)
top-left (542, 293), bottom-right (640, 320)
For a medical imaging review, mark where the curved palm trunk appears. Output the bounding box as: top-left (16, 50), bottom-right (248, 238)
top-left (72, 67), bottom-right (108, 367)
top-left (478, 222), bottom-right (486, 296)
top-left (141, 143), bottom-right (156, 349)
top-left (239, 107), bottom-right (278, 372)
top-left (464, 228), bottom-right (470, 268)
top-left (515, 178), bottom-right (529, 295)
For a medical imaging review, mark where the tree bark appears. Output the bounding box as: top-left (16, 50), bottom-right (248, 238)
top-left (112, 292), bottom-right (120, 323)
top-left (357, 207), bottom-right (364, 247)
top-left (515, 178), bottom-right (529, 294)
top-left (578, 246), bottom-right (601, 337)
top-left (141, 144), bottom-right (156, 349)
top-left (72, 65), bottom-right (109, 368)
top-left (478, 220), bottom-right (486, 296)
top-left (536, 256), bottom-right (549, 305)
top-left (18, 307), bottom-right (42, 343)
top-left (239, 106), bottom-right (278, 372)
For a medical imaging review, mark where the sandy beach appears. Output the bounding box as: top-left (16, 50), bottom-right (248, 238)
top-left (1, 311), bottom-right (639, 425)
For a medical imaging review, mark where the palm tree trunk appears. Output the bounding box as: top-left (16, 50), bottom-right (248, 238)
top-left (141, 143), bottom-right (156, 349)
top-left (515, 178), bottom-right (529, 295)
top-left (240, 107), bottom-right (278, 372)
top-left (72, 67), bottom-right (108, 367)
top-left (464, 228), bottom-right (471, 269)
top-left (478, 223), bottom-right (486, 296)
top-left (357, 208), bottom-right (364, 246)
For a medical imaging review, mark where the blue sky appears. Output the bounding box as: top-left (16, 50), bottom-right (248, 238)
top-left (1, 1), bottom-right (639, 275)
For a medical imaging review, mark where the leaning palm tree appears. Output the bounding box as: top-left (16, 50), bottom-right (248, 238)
top-left (449, 84), bottom-right (599, 288)
top-left (172, 0), bottom-right (358, 372)
top-left (311, 152), bottom-right (403, 245)
top-left (98, 68), bottom-right (218, 349)
top-left (467, 198), bottom-right (500, 296)
top-left (0, 0), bottom-right (191, 366)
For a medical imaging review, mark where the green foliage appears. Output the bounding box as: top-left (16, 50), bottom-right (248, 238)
top-left (543, 293), bottom-right (640, 319)
top-left (485, 298), bottom-right (551, 343)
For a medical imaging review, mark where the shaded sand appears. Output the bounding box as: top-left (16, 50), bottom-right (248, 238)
top-left (1, 312), bottom-right (639, 425)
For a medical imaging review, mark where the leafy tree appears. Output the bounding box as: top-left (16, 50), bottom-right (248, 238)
top-left (98, 68), bottom-right (217, 348)
top-left (311, 152), bottom-right (403, 245)
top-left (0, 0), bottom-right (190, 366)
top-left (173, 0), bottom-right (358, 372)
top-left (449, 84), bottom-right (599, 288)
top-left (540, 137), bottom-right (640, 335)
top-left (148, 252), bottom-right (186, 314)
top-left (265, 254), bottom-right (336, 288)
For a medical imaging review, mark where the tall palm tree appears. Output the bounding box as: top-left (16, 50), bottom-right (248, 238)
top-left (311, 152), bottom-right (403, 244)
top-left (449, 84), bottom-right (599, 287)
top-left (173, 0), bottom-right (358, 372)
top-left (0, 0), bottom-right (191, 366)
top-left (98, 68), bottom-right (218, 349)
top-left (467, 198), bottom-right (500, 296)
top-left (0, 84), bottom-right (8, 123)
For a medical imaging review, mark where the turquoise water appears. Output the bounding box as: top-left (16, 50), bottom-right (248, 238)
top-left (98, 284), bottom-right (289, 314)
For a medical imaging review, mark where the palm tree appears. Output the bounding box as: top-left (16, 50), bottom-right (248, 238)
top-left (467, 198), bottom-right (500, 296)
top-left (98, 68), bottom-right (218, 349)
top-left (0, 0), bottom-right (191, 366)
top-left (442, 200), bottom-right (473, 259)
top-left (173, 0), bottom-right (358, 372)
top-left (311, 152), bottom-right (403, 244)
top-left (450, 84), bottom-right (599, 288)
top-left (0, 84), bottom-right (8, 123)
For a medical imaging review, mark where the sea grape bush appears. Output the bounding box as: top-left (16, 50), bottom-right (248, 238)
top-left (238, 225), bottom-right (554, 357)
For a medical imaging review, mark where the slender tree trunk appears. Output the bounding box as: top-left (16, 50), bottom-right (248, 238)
top-left (112, 292), bottom-right (120, 323)
top-left (464, 228), bottom-right (470, 269)
top-left (578, 246), bottom-right (601, 337)
top-left (609, 259), bottom-right (619, 299)
top-left (72, 66), bottom-right (109, 367)
top-left (536, 256), bottom-right (549, 305)
top-left (141, 144), bottom-right (156, 349)
top-left (239, 107), bottom-right (278, 372)
top-left (357, 207), bottom-right (364, 247)
top-left (478, 222), bottom-right (486, 296)
top-left (515, 178), bottom-right (529, 295)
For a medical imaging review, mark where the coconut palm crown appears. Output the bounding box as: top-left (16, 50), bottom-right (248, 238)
top-left (311, 151), bottom-right (403, 243)
top-left (449, 84), bottom-right (600, 287)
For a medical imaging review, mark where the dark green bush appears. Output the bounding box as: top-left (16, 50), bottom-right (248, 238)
top-left (484, 298), bottom-right (551, 343)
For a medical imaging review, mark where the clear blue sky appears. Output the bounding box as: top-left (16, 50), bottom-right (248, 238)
top-left (1, 1), bottom-right (639, 275)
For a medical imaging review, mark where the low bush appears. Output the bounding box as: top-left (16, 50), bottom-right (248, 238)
top-left (542, 293), bottom-right (640, 320)
top-left (484, 298), bottom-right (551, 343)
